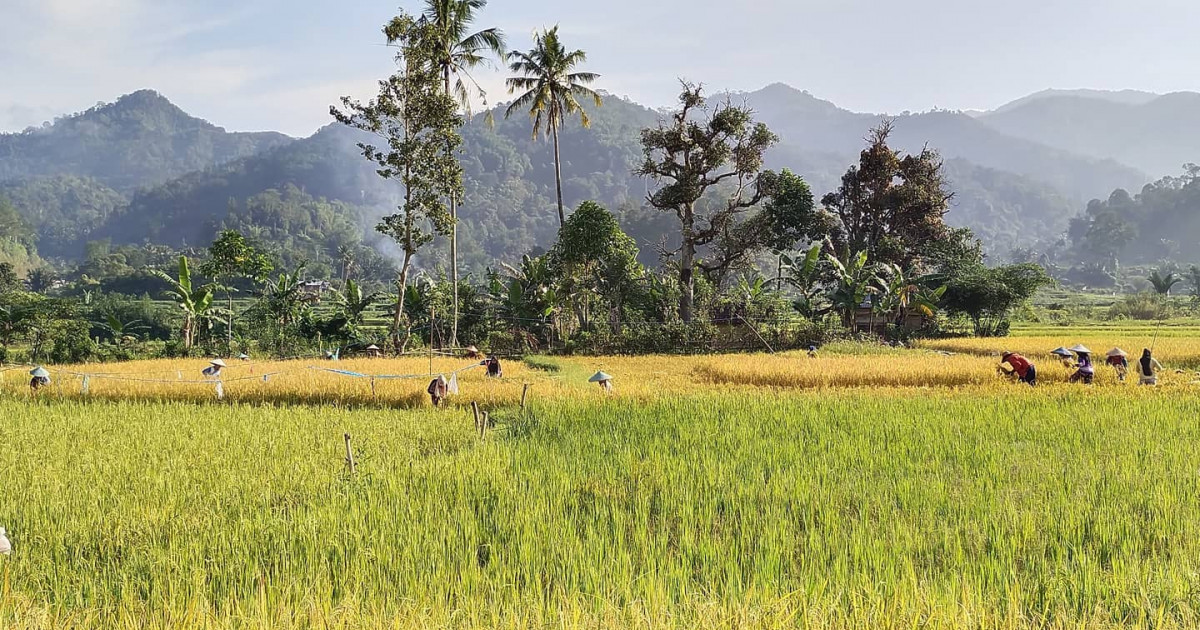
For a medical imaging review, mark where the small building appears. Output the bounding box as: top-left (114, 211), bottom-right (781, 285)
top-left (298, 280), bottom-right (332, 303)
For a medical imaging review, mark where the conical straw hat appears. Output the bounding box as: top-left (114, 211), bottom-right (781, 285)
top-left (1068, 344), bottom-right (1091, 354)
top-left (1051, 347), bottom-right (1072, 357)
top-left (30, 366), bottom-right (49, 378)
top-left (588, 371), bottom-right (613, 383)
top-left (1106, 348), bottom-right (1128, 358)
top-left (209, 359), bottom-right (227, 367)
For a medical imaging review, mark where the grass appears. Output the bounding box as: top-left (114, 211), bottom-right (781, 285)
top-left (4, 334), bottom-right (1200, 628)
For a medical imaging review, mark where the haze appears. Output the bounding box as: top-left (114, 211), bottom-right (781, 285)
top-left (2, 0), bottom-right (1199, 136)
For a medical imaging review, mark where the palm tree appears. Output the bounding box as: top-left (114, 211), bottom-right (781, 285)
top-left (1148, 269), bottom-right (1182, 295)
top-left (150, 256), bottom-right (214, 351)
top-left (505, 26), bottom-right (602, 227)
top-left (420, 0), bottom-right (506, 347)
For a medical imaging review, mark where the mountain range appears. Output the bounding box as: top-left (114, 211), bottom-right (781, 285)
top-left (1, 84), bottom-right (1195, 278)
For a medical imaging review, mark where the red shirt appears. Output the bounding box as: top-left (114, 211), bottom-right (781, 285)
top-left (1003, 354), bottom-right (1031, 378)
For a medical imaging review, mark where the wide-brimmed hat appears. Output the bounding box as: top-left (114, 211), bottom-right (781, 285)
top-left (209, 359), bottom-right (227, 367)
top-left (366, 344), bottom-right (380, 351)
top-left (467, 345), bottom-right (479, 353)
top-left (1069, 344), bottom-right (1092, 354)
top-left (237, 353), bottom-right (250, 360)
top-left (30, 366), bottom-right (49, 378)
top-left (1106, 348), bottom-right (1128, 358)
top-left (1050, 347), bottom-right (1072, 357)
top-left (588, 371), bottom-right (613, 383)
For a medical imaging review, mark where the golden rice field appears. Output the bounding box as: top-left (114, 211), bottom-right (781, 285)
top-left (3, 334), bottom-right (1200, 628)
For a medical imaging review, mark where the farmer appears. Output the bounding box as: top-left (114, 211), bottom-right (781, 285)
top-left (1051, 347), bottom-right (1074, 368)
top-left (1135, 348), bottom-right (1164, 386)
top-left (1000, 352), bottom-right (1037, 386)
top-left (483, 356), bottom-right (502, 379)
top-left (202, 359), bottom-right (226, 379)
top-left (589, 371), bottom-right (614, 393)
top-left (28, 367), bottom-right (50, 392)
top-left (1068, 345), bottom-right (1095, 384)
top-left (1105, 348), bottom-right (1129, 382)
top-left (427, 374), bottom-right (448, 406)
top-left (465, 345), bottom-right (481, 359)
top-left (807, 345), bottom-right (819, 358)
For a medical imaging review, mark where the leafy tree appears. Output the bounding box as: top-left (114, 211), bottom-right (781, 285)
top-left (149, 256), bottom-right (214, 350)
top-left (821, 120), bottom-right (954, 269)
top-left (547, 201), bottom-right (643, 332)
top-left (333, 12), bottom-right (462, 345)
top-left (420, 0), bottom-right (506, 346)
top-left (637, 82), bottom-right (779, 322)
top-left (1148, 269), bottom-right (1182, 295)
top-left (941, 263), bottom-right (1051, 336)
top-left (200, 229), bottom-right (273, 354)
top-left (1187, 265), bottom-right (1200, 305)
top-left (25, 266), bottom-right (58, 293)
top-left (505, 26), bottom-right (602, 227)
top-left (754, 169), bottom-right (833, 290)
top-left (0, 262), bottom-right (19, 293)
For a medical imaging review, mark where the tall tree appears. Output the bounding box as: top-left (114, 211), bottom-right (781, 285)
top-left (505, 26), bottom-right (602, 227)
top-left (200, 229), bottom-right (273, 355)
top-left (637, 82), bottom-right (779, 322)
top-left (420, 0), bottom-right (506, 347)
top-left (548, 201), bottom-right (643, 332)
top-left (822, 120), bottom-right (954, 270)
top-left (332, 12), bottom-right (462, 350)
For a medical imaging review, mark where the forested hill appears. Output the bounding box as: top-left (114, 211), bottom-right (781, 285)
top-left (737, 83), bottom-right (1148, 201)
top-left (979, 91), bottom-right (1200, 178)
top-left (0, 90), bottom-right (293, 193)
top-left (0, 86), bottom-right (1164, 273)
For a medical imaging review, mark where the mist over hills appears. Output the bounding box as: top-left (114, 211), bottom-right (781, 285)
top-left (979, 91), bottom-right (1200, 178)
top-left (0, 83), bottom-right (1190, 277)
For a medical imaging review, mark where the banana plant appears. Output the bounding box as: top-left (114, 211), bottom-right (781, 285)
top-left (779, 244), bottom-right (827, 318)
top-left (150, 256), bottom-right (214, 350)
top-left (825, 250), bottom-right (880, 332)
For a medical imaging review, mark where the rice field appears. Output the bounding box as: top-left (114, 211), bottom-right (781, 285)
top-left (3, 333), bottom-right (1200, 628)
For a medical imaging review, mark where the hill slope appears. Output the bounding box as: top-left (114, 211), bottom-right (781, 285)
top-left (980, 92), bottom-right (1200, 178)
top-left (0, 90), bottom-right (293, 193)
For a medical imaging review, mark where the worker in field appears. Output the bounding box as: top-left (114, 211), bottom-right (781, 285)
top-left (465, 345), bottom-right (481, 359)
top-left (483, 356), bottom-right (502, 378)
top-left (202, 359), bottom-right (226, 379)
top-left (1051, 347), bottom-right (1074, 368)
top-left (28, 366), bottom-right (50, 392)
top-left (1068, 345), bottom-right (1095, 384)
top-left (427, 374), bottom-right (448, 406)
top-left (589, 371), bottom-right (614, 393)
top-left (1105, 348), bottom-right (1129, 382)
top-left (999, 352), bottom-right (1037, 386)
top-left (1135, 348), bottom-right (1164, 386)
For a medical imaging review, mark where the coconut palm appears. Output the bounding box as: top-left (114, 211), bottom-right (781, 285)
top-left (505, 26), bottom-right (602, 227)
top-left (419, 0), bottom-right (506, 347)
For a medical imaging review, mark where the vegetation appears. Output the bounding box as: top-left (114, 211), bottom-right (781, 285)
top-left (505, 25), bottom-right (602, 226)
top-left (5, 347), bottom-right (1200, 627)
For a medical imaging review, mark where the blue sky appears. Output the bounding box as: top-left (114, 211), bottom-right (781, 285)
top-left (3, 0), bottom-right (1200, 137)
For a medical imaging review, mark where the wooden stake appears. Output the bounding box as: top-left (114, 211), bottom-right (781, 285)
top-left (343, 433), bottom-right (356, 474)
top-left (520, 383), bottom-right (530, 413)
top-left (471, 401), bottom-right (480, 432)
top-left (480, 411), bottom-right (489, 440)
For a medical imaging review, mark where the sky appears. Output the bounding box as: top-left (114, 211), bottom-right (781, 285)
top-left (3, 0), bottom-right (1200, 137)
